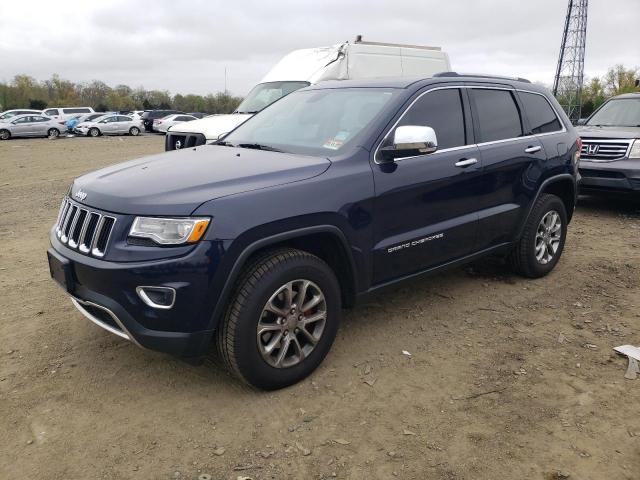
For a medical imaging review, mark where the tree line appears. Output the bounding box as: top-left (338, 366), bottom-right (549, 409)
top-left (0, 74), bottom-right (243, 114)
top-left (0, 65), bottom-right (637, 117)
top-left (559, 64), bottom-right (639, 118)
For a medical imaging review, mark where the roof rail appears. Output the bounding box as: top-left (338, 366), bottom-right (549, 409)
top-left (433, 72), bottom-right (531, 83)
top-left (353, 35), bottom-right (441, 51)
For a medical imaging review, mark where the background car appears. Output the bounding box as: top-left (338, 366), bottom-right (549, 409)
top-left (0, 114), bottom-right (63, 140)
top-left (153, 114), bottom-right (197, 133)
top-left (187, 112), bottom-right (206, 119)
top-left (65, 112), bottom-right (106, 132)
top-left (0, 109), bottom-right (44, 121)
top-left (577, 92), bottom-right (640, 195)
top-left (74, 114), bottom-right (143, 137)
top-left (141, 109), bottom-right (185, 132)
top-left (43, 106), bottom-right (95, 121)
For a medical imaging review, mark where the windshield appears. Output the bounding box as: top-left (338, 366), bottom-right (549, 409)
top-left (223, 88), bottom-right (396, 156)
top-left (0, 111), bottom-right (19, 120)
top-left (587, 98), bottom-right (640, 127)
top-left (235, 81), bottom-right (310, 114)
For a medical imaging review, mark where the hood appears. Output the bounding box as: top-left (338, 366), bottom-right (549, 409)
top-left (576, 125), bottom-right (640, 139)
top-left (70, 146), bottom-right (331, 216)
top-left (167, 114), bottom-right (252, 140)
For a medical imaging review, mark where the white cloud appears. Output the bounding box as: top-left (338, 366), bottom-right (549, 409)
top-left (0, 0), bottom-right (637, 95)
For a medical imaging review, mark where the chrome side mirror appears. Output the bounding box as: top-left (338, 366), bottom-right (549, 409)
top-left (380, 125), bottom-right (438, 161)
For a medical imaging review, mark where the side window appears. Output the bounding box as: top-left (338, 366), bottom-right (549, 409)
top-left (394, 88), bottom-right (467, 150)
top-left (519, 92), bottom-right (562, 134)
top-left (63, 108), bottom-right (91, 114)
top-left (45, 109), bottom-right (59, 116)
top-left (34, 116), bottom-right (49, 122)
top-left (471, 89), bottom-right (523, 142)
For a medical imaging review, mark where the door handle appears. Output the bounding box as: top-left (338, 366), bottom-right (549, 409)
top-left (455, 158), bottom-right (478, 168)
top-left (525, 145), bottom-right (542, 154)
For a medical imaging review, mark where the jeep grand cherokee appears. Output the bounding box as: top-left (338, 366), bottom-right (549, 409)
top-left (48, 74), bottom-right (580, 389)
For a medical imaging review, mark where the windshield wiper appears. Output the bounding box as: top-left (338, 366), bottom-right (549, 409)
top-left (234, 111), bottom-right (259, 115)
top-left (213, 140), bottom-right (235, 147)
top-left (237, 143), bottom-right (284, 152)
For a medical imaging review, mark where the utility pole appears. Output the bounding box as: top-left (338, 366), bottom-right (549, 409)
top-left (553, 0), bottom-right (589, 123)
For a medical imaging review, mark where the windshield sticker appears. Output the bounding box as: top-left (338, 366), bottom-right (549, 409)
top-left (323, 138), bottom-right (344, 150)
top-left (334, 131), bottom-right (350, 141)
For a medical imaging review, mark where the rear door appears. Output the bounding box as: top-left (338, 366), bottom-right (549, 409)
top-left (32, 115), bottom-right (52, 135)
top-left (371, 86), bottom-right (482, 284)
top-left (468, 86), bottom-right (547, 249)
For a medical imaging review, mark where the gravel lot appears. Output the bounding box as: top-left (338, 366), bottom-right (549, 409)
top-left (1, 135), bottom-right (639, 480)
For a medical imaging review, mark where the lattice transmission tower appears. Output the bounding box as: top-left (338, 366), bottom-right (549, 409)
top-left (552, 0), bottom-right (588, 123)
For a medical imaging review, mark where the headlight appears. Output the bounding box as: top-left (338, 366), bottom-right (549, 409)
top-left (129, 217), bottom-right (210, 245)
top-left (629, 139), bottom-right (640, 159)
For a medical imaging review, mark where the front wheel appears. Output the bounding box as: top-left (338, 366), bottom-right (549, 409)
top-left (47, 128), bottom-right (60, 138)
top-left (129, 126), bottom-right (140, 136)
top-left (509, 193), bottom-right (567, 278)
top-left (88, 127), bottom-right (100, 137)
top-left (216, 248), bottom-right (341, 390)
top-left (0, 129), bottom-right (10, 140)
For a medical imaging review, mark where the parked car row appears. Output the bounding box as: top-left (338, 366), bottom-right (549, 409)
top-left (0, 112), bottom-right (144, 140)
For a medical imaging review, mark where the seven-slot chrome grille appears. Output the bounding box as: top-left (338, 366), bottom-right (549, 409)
top-left (580, 138), bottom-right (632, 161)
top-left (54, 198), bottom-right (116, 257)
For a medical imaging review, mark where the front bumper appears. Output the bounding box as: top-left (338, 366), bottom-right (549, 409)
top-left (48, 235), bottom-right (225, 357)
top-left (579, 158), bottom-right (640, 193)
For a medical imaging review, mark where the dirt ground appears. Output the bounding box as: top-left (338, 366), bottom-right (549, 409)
top-left (1, 135), bottom-right (639, 480)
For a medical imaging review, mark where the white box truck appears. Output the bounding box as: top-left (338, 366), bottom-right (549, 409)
top-left (165, 36), bottom-right (451, 151)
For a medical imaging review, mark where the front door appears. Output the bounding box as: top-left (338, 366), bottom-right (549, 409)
top-left (371, 87), bottom-right (483, 284)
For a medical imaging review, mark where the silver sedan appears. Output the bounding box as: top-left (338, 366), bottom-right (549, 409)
top-left (0, 114), bottom-right (64, 140)
top-left (74, 114), bottom-right (143, 137)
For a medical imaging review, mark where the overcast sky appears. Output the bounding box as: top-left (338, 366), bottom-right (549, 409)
top-left (0, 0), bottom-right (638, 96)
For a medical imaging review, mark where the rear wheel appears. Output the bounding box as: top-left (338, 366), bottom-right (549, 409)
top-left (129, 126), bottom-right (140, 136)
top-left (509, 194), bottom-right (567, 278)
top-left (216, 248), bottom-right (341, 390)
top-left (89, 127), bottom-right (100, 137)
top-left (0, 129), bottom-right (10, 140)
top-left (47, 128), bottom-right (60, 138)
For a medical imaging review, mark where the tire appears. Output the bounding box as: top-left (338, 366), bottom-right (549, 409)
top-left (0, 129), bottom-right (10, 140)
top-left (216, 248), bottom-right (341, 390)
top-left (509, 193), bottom-right (567, 278)
top-left (129, 126), bottom-right (140, 136)
top-left (89, 127), bottom-right (100, 137)
top-left (47, 128), bottom-right (60, 138)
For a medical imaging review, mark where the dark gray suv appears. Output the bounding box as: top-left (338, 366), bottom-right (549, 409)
top-left (577, 93), bottom-right (640, 194)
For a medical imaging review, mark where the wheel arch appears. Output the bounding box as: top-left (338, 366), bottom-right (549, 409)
top-left (516, 174), bottom-right (576, 239)
top-left (209, 225), bottom-right (357, 331)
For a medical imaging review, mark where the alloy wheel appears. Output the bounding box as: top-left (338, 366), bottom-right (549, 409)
top-left (535, 210), bottom-right (562, 265)
top-left (257, 279), bottom-right (327, 368)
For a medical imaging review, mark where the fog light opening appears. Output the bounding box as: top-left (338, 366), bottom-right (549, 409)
top-left (136, 286), bottom-right (176, 310)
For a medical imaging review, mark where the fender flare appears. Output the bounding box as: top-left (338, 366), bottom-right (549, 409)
top-left (208, 224), bottom-right (357, 329)
top-left (516, 173), bottom-right (577, 239)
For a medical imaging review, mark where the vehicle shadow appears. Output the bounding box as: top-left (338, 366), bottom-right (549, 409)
top-left (577, 193), bottom-right (640, 216)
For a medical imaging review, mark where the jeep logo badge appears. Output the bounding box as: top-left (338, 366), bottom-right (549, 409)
top-left (75, 190), bottom-right (87, 201)
top-left (175, 140), bottom-right (182, 150)
top-left (587, 144), bottom-right (599, 155)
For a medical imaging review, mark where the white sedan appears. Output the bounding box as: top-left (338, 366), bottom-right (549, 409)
top-left (153, 114), bottom-right (197, 133)
top-left (74, 114), bottom-right (143, 137)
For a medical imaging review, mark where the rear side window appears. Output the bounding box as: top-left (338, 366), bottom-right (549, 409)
top-left (396, 88), bottom-right (467, 150)
top-left (519, 92), bottom-right (562, 134)
top-left (63, 108), bottom-right (91, 114)
top-left (44, 109), bottom-right (59, 116)
top-left (471, 89), bottom-right (523, 142)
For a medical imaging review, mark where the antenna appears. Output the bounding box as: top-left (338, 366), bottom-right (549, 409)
top-left (553, 0), bottom-right (589, 123)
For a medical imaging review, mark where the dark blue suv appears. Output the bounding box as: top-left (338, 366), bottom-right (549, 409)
top-left (47, 74), bottom-right (580, 389)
